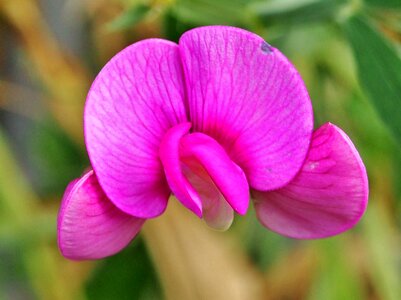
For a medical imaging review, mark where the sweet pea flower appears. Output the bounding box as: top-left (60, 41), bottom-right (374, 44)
top-left (57, 26), bottom-right (368, 260)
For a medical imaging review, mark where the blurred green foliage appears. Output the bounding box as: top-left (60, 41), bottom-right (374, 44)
top-left (344, 15), bottom-right (401, 147)
top-left (28, 118), bottom-right (88, 196)
top-left (106, 4), bottom-right (151, 32)
top-left (1, 0), bottom-right (401, 299)
top-left (86, 239), bottom-right (161, 300)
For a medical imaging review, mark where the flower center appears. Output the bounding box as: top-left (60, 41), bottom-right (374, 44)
top-left (159, 122), bottom-right (249, 230)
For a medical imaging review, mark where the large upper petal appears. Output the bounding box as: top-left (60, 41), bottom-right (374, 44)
top-left (85, 39), bottom-right (188, 218)
top-left (254, 123), bottom-right (369, 239)
top-left (179, 26), bottom-right (313, 190)
top-left (57, 170), bottom-right (145, 260)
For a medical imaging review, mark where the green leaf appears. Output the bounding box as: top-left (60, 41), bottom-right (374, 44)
top-left (106, 4), bottom-right (150, 32)
top-left (342, 15), bottom-right (401, 145)
top-left (172, 0), bottom-right (251, 26)
top-left (364, 0), bottom-right (401, 9)
top-left (250, 0), bottom-right (346, 26)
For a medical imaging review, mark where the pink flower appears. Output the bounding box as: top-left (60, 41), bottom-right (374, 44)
top-left (57, 26), bottom-right (368, 260)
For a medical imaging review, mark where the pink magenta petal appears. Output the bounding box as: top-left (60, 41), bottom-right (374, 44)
top-left (179, 26), bottom-right (313, 191)
top-left (159, 123), bottom-right (249, 220)
top-left (159, 122), bottom-right (203, 217)
top-left (203, 193), bottom-right (234, 231)
top-left (180, 133), bottom-right (249, 215)
top-left (184, 168), bottom-right (234, 231)
top-left (85, 39), bottom-right (188, 218)
top-left (57, 170), bottom-right (145, 260)
top-left (254, 123), bottom-right (369, 239)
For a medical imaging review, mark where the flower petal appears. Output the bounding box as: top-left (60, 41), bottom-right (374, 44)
top-left (57, 170), bottom-right (145, 260)
top-left (85, 39), bottom-right (188, 218)
top-left (179, 26), bottom-right (313, 191)
top-left (159, 123), bottom-right (250, 222)
top-left (180, 133), bottom-right (249, 215)
top-left (159, 122), bottom-right (202, 217)
top-left (254, 123), bottom-right (369, 239)
top-left (184, 168), bottom-right (234, 231)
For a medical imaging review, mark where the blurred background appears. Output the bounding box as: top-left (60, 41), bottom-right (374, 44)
top-left (1, 0), bottom-right (401, 299)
